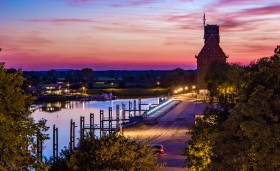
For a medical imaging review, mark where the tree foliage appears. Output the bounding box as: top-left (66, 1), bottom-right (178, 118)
top-left (205, 62), bottom-right (244, 106)
top-left (161, 68), bottom-right (196, 88)
top-left (80, 68), bottom-right (94, 83)
top-left (50, 134), bottom-right (162, 171)
top-left (0, 63), bottom-right (49, 170)
top-left (184, 49), bottom-right (280, 170)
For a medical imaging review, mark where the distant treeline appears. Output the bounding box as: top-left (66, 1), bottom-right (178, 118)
top-left (18, 68), bottom-right (196, 89)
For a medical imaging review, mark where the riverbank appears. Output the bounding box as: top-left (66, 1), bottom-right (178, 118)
top-left (35, 88), bottom-right (170, 103)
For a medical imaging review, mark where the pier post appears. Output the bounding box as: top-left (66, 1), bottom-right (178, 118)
top-left (138, 98), bottom-right (142, 115)
top-left (116, 105), bottom-right (120, 129)
top-left (90, 113), bottom-right (94, 138)
top-left (100, 110), bottom-right (104, 137)
top-left (129, 100), bottom-right (132, 118)
top-left (53, 124), bottom-right (58, 163)
top-left (109, 107), bottom-right (112, 135)
top-left (70, 119), bottom-right (75, 150)
top-left (80, 116), bottom-right (85, 141)
top-left (122, 103), bottom-right (126, 124)
top-left (36, 130), bottom-right (43, 162)
top-left (133, 99), bottom-right (136, 117)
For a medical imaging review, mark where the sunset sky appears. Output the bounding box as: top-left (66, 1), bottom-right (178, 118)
top-left (0, 0), bottom-right (279, 70)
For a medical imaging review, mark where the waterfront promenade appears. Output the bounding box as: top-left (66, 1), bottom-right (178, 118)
top-left (123, 93), bottom-right (203, 170)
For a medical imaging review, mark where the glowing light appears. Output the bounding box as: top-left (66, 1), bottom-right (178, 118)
top-left (147, 98), bottom-right (174, 115)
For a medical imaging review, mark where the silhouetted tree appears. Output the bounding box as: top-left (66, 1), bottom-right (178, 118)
top-left (0, 63), bottom-right (49, 170)
top-left (80, 68), bottom-right (94, 83)
top-left (184, 47), bottom-right (280, 170)
top-left (49, 134), bottom-right (162, 170)
top-left (161, 68), bottom-right (196, 88)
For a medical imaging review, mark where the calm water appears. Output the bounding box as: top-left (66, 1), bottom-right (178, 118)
top-left (32, 97), bottom-right (159, 159)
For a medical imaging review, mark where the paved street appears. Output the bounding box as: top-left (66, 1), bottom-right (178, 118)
top-left (123, 93), bottom-right (199, 171)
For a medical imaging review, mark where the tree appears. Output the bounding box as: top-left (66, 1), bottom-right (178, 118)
top-left (46, 69), bottom-right (58, 83)
top-left (0, 63), bottom-right (49, 170)
top-left (161, 68), bottom-right (195, 88)
top-left (80, 68), bottom-right (94, 83)
top-left (184, 49), bottom-right (280, 170)
top-left (209, 86), bottom-right (280, 170)
top-left (50, 134), bottom-right (162, 171)
top-left (205, 62), bottom-right (244, 106)
top-left (182, 108), bottom-right (227, 171)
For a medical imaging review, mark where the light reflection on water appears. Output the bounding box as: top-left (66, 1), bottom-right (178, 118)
top-left (32, 98), bottom-right (158, 159)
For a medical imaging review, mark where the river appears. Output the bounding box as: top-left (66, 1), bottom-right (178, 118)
top-left (32, 97), bottom-right (159, 159)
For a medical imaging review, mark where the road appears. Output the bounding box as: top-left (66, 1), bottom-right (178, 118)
top-left (123, 93), bottom-right (199, 171)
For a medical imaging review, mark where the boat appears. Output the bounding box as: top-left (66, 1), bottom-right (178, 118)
top-left (90, 93), bottom-right (117, 101)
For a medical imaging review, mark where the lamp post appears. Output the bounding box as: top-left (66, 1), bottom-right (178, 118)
top-left (110, 82), bottom-right (114, 93)
top-left (192, 85), bottom-right (196, 97)
top-left (185, 86), bottom-right (189, 93)
top-left (82, 86), bottom-right (85, 94)
top-left (156, 81), bottom-right (160, 95)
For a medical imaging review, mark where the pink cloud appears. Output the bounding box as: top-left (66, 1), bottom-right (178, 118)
top-left (167, 12), bottom-right (202, 22)
top-left (218, 0), bottom-right (268, 5)
top-left (240, 4), bottom-right (280, 16)
top-left (111, 0), bottom-right (159, 7)
top-left (56, 0), bottom-right (99, 3)
top-left (20, 31), bottom-right (53, 45)
top-left (24, 18), bottom-right (95, 24)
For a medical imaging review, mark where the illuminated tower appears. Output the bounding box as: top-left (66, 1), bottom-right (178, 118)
top-left (196, 14), bottom-right (228, 91)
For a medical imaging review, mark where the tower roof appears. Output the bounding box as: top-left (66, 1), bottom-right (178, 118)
top-left (197, 34), bottom-right (227, 58)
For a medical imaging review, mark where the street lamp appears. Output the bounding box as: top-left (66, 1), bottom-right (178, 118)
top-left (82, 86), bottom-right (85, 94)
top-left (110, 82), bottom-right (114, 93)
top-left (185, 86), bottom-right (189, 93)
top-left (156, 81), bottom-right (160, 88)
top-left (192, 85), bottom-right (196, 97)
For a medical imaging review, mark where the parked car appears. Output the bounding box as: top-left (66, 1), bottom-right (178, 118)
top-left (148, 144), bottom-right (164, 154)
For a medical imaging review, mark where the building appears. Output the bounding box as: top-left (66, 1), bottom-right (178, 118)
top-left (195, 14), bottom-right (228, 94)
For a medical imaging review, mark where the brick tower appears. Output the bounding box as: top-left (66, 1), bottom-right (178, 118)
top-left (195, 14), bottom-right (228, 92)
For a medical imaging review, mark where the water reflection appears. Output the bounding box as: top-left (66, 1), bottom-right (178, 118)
top-left (32, 98), bottom-right (158, 159)
top-left (39, 101), bottom-right (76, 113)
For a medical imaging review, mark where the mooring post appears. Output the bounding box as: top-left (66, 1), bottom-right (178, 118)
top-left (129, 100), bottom-right (132, 117)
top-left (53, 124), bottom-right (55, 163)
top-left (122, 103), bottom-right (126, 124)
top-left (138, 98), bottom-right (142, 115)
top-left (53, 124), bottom-right (58, 163)
top-left (70, 119), bottom-right (73, 150)
top-left (133, 99), bottom-right (136, 117)
top-left (80, 116), bottom-right (85, 141)
top-left (70, 119), bottom-right (75, 150)
top-left (116, 104), bottom-right (120, 129)
top-left (109, 107), bottom-right (112, 135)
top-left (36, 130), bottom-right (43, 162)
top-left (100, 110), bottom-right (104, 137)
top-left (90, 113), bottom-right (94, 138)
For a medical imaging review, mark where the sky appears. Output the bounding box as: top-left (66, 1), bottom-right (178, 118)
top-left (0, 0), bottom-right (279, 71)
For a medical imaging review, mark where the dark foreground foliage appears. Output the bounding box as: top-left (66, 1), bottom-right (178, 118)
top-left (184, 48), bottom-right (280, 170)
top-left (48, 134), bottom-right (162, 171)
top-left (0, 63), bottom-right (49, 170)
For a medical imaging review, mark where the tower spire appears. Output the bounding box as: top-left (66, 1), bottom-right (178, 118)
top-left (203, 13), bottom-right (206, 40)
top-left (203, 13), bottom-right (206, 27)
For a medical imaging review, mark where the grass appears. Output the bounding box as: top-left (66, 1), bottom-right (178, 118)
top-left (102, 88), bottom-right (170, 98)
